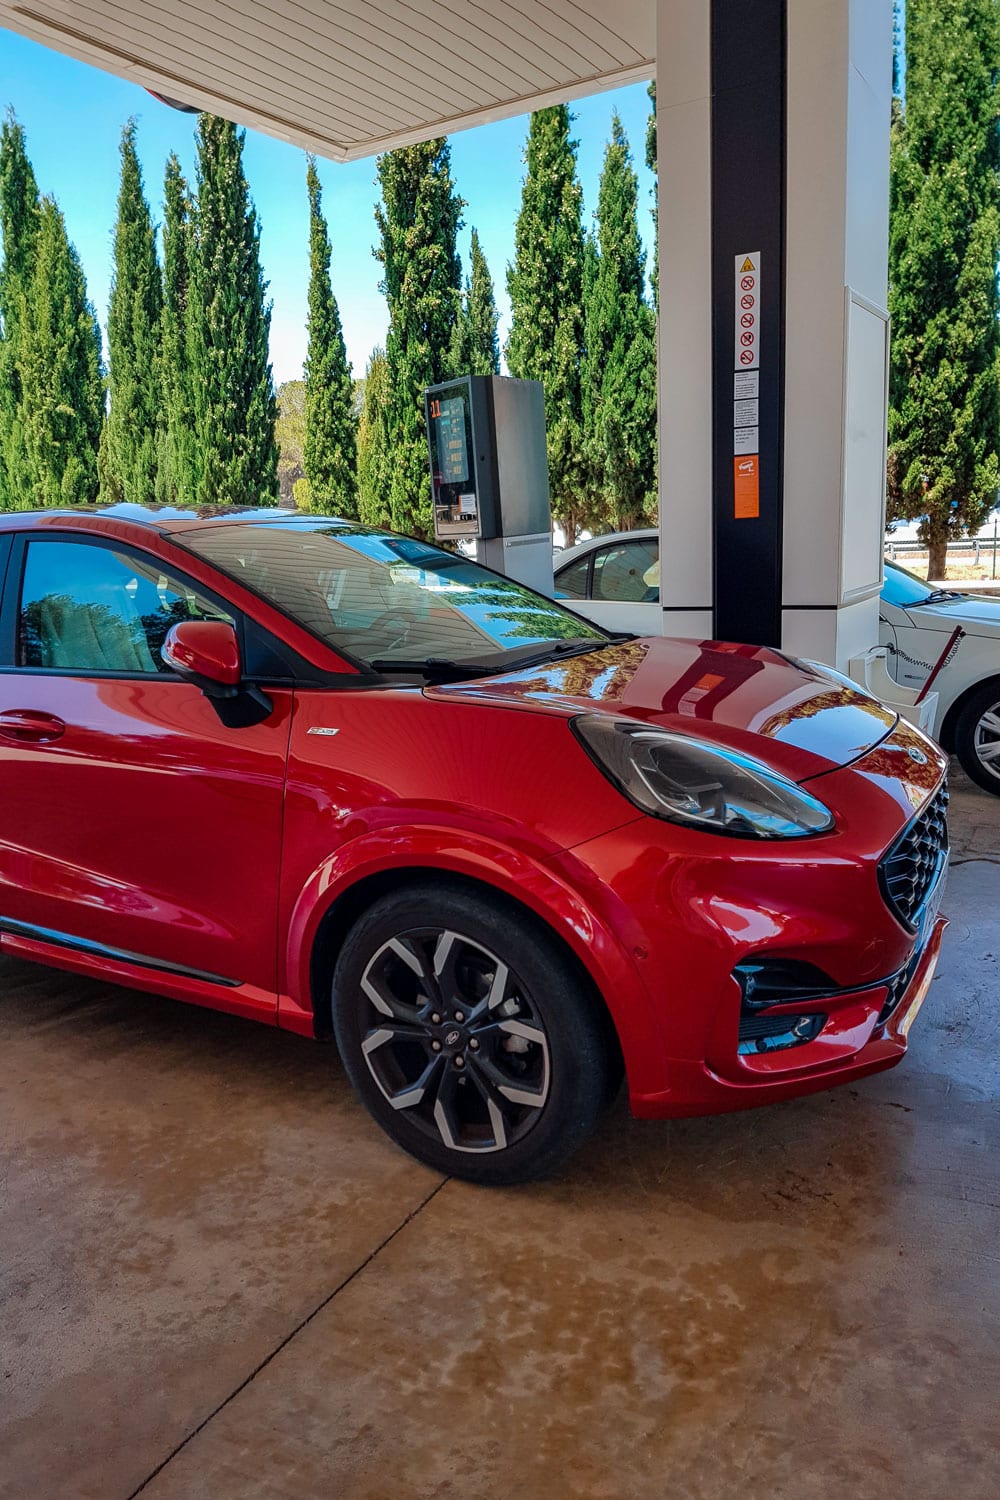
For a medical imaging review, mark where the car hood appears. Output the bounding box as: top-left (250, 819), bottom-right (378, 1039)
top-left (430, 637), bottom-right (898, 784)
top-left (904, 593), bottom-right (1000, 634)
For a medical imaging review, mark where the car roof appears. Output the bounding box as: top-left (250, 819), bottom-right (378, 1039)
top-left (0, 504), bottom-right (337, 535)
top-left (555, 528), bottom-right (658, 568)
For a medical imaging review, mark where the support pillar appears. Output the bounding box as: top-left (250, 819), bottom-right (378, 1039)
top-left (656, 0), bottom-right (893, 669)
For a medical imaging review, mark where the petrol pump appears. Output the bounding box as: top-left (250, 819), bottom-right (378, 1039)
top-left (424, 375), bottom-right (553, 594)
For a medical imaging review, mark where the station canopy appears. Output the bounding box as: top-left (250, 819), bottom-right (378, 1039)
top-left (1, 0), bottom-right (654, 159)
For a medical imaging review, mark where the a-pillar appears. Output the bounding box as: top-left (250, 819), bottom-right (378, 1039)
top-left (656, 0), bottom-right (894, 669)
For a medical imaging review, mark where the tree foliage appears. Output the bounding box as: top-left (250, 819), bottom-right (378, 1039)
top-left (450, 227), bottom-right (500, 376)
top-left (187, 115), bottom-right (278, 507)
top-left (275, 378), bottom-right (305, 502)
top-left (18, 196), bottom-right (104, 505)
top-left (303, 157), bottom-right (357, 516)
top-left (888, 0), bottom-right (1000, 576)
top-left (645, 82), bottom-right (658, 310)
top-left (375, 140), bottom-right (462, 536)
top-left (99, 120), bottom-right (163, 505)
top-left (0, 111), bottom-right (41, 508)
top-left (506, 106), bottom-right (588, 542)
top-left (357, 346), bottom-right (393, 528)
top-left (582, 115), bottom-right (657, 531)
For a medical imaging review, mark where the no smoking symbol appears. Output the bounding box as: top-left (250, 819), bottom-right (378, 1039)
top-left (741, 313), bottom-right (754, 328)
top-left (741, 276), bottom-right (755, 291)
top-left (740, 350), bottom-right (754, 365)
top-left (741, 294), bottom-right (754, 309)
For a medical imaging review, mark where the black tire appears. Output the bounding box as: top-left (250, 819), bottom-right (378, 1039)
top-left (331, 882), bottom-right (610, 1185)
top-left (954, 681), bottom-right (1000, 795)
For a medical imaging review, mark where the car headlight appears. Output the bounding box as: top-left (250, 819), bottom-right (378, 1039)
top-left (571, 716), bottom-right (834, 839)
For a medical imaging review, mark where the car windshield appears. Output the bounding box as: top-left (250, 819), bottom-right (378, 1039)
top-left (882, 559), bottom-right (943, 607)
top-left (179, 519), bottom-right (608, 672)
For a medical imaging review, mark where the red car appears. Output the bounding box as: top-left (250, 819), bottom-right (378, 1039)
top-left (0, 508), bottom-right (949, 1183)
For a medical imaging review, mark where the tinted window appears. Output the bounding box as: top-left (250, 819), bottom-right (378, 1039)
top-left (553, 554), bottom-right (591, 599)
top-left (592, 540), bottom-right (659, 603)
top-left (18, 540), bottom-right (232, 674)
top-left (181, 521), bottom-right (605, 668)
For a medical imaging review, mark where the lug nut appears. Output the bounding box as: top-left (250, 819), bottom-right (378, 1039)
top-left (454, 1055), bottom-right (465, 1069)
top-left (454, 1010), bottom-right (465, 1022)
top-left (431, 1012), bottom-right (442, 1024)
top-left (431, 1040), bottom-right (442, 1052)
top-left (469, 1037), bottom-right (480, 1051)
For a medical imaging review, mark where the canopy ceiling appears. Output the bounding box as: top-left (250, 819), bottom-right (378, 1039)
top-left (2, 0), bottom-right (654, 159)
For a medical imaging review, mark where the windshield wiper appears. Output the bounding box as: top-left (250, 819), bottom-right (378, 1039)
top-left (370, 656), bottom-right (503, 682)
top-left (910, 588), bottom-right (967, 606)
top-left (501, 637), bottom-right (613, 671)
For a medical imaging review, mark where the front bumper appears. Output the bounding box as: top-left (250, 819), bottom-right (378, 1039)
top-left (558, 721), bottom-right (950, 1118)
top-left (630, 913), bottom-right (947, 1118)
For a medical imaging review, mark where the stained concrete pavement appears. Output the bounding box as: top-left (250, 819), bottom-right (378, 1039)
top-left (2, 766), bottom-right (998, 1499)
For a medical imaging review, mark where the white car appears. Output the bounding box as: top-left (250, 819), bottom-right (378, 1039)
top-left (554, 534), bottom-right (1000, 795)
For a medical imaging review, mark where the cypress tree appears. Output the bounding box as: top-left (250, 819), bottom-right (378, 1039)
top-left (506, 106), bottom-right (588, 542)
top-left (888, 0), bottom-right (1000, 578)
top-left (18, 196), bottom-right (104, 506)
top-left (303, 157), bottom-right (357, 516)
top-left (450, 227), bottom-right (500, 376)
top-left (158, 153), bottom-right (196, 504)
top-left (375, 139), bottom-right (462, 537)
top-left (356, 346), bottom-right (393, 528)
top-left (583, 115), bottom-right (657, 532)
top-left (187, 115), bottom-right (278, 507)
top-left (0, 112), bottom-right (41, 509)
top-left (99, 120), bottom-right (163, 505)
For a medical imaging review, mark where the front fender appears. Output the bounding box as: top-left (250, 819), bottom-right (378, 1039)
top-left (277, 824), bottom-right (669, 1098)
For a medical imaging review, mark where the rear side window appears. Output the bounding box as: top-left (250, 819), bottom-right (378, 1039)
top-left (17, 539), bottom-right (232, 674)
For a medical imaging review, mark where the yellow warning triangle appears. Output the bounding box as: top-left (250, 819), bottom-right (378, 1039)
top-left (740, 256), bottom-right (756, 272)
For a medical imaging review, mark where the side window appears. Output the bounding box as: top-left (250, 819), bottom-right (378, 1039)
top-left (592, 540), bottom-right (660, 603)
top-left (553, 554), bottom-right (591, 599)
top-left (17, 540), bottom-right (234, 675)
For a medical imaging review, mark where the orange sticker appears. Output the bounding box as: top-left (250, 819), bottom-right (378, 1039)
top-left (733, 455), bottom-right (760, 519)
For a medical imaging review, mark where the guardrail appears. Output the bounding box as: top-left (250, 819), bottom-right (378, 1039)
top-left (885, 536), bottom-right (1000, 571)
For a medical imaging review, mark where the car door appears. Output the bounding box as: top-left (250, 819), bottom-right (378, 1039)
top-left (0, 530), bottom-right (292, 999)
top-left (558, 537), bottom-right (662, 635)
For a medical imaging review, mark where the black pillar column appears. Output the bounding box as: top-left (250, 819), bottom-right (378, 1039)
top-left (711, 0), bottom-right (786, 646)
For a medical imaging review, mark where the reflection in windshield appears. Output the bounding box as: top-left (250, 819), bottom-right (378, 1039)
top-left (180, 520), bottom-right (606, 670)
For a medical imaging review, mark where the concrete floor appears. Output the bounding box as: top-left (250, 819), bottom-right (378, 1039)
top-left (2, 766), bottom-right (999, 1500)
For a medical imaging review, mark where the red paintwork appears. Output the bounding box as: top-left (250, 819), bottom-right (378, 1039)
top-left (0, 510), bottom-right (951, 1121)
top-left (163, 619), bottom-right (242, 685)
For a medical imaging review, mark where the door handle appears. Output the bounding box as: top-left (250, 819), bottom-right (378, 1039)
top-left (0, 710), bottom-right (66, 743)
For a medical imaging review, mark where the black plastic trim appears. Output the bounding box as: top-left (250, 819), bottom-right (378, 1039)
top-left (0, 915), bottom-right (240, 987)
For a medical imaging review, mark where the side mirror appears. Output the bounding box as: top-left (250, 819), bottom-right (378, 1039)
top-left (163, 620), bottom-right (242, 698)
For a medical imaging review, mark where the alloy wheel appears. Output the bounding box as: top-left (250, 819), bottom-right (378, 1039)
top-left (973, 701), bottom-right (1000, 784)
top-left (358, 928), bottom-right (550, 1154)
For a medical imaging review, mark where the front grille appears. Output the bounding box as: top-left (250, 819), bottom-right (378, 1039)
top-left (876, 948), bottom-right (921, 1027)
top-left (878, 784), bottom-right (949, 933)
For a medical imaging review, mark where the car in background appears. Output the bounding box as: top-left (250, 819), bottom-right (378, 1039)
top-left (0, 507), bottom-right (949, 1183)
top-left (555, 533), bottom-right (1000, 796)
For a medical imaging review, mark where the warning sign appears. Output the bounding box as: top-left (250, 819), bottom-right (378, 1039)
top-left (733, 251), bottom-right (760, 373)
top-left (733, 454), bottom-right (760, 519)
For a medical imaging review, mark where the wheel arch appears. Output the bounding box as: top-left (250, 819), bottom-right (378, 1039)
top-left (307, 867), bottom-right (624, 1092)
top-left (938, 671), bottom-right (1000, 751)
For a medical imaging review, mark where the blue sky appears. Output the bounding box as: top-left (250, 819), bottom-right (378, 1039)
top-left (1, 30), bottom-right (656, 387)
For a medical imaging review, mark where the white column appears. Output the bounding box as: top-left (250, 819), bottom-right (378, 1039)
top-left (655, 0), bottom-right (893, 667)
top-left (655, 0), bottom-right (713, 640)
top-left (782, 0), bottom-right (894, 667)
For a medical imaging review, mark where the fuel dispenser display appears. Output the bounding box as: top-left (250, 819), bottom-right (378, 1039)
top-left (425, 375), bottom-right (553, 593)
top-left (425, 378), bottom-right (497, 540)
